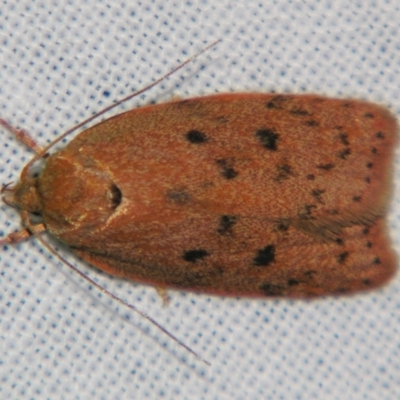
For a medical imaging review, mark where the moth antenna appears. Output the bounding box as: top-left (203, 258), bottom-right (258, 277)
top-left (20, 39), bottom-right (221, 181)
top-left (36, 234), bottom-right (210, 366)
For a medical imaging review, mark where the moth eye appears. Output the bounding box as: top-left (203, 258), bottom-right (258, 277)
top-left (110, 184), bottom-right (122, 208)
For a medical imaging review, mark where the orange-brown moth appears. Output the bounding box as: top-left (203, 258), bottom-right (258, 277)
top-left (1, 42), bottom-right (398, 363)
top-left (1, 92), bottom-right (397, 298)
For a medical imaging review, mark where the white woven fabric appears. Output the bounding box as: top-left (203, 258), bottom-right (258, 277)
top-left (1, 1), bottom-right (399, 399)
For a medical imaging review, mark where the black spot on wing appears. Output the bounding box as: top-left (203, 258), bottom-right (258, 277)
top-left (186, 130), bottom-right (208, 143)
top-left (304, 270), bottom-right (317, 278)
top-left (217, 215), bottom-right (238, 235)
top-left (311, 189), bottom-right (325, 204)
top-left (166, 189), bottom-right (191, 205)
top-left (373, 257), bottom-right (381, 265)
top-left (259, 282), bottom-right (284, 296)
top-left (255, 129), bottom-right (279, 150)
top-left (338, 148), bottom-right (351, 159)
top-left (276, 221), bottom-right (289, 232)
top-left (215, 159), bottom-right (238, 180)
top-left (338, 132), bottom-right (349, 145)
top-left (265, 95), bottom-right (291, 110)
top-left (275, 164), bottom-right (293, 182)
top-left (337, 251), bottom-right (349, 264)
top-left (253, 245), bottom-right (275, 266)
top-left (333, 287), bottom-right (350, 294)
top-left (290, 108), bottom-right (311, 116)
top-left (317, 163), bottom-right (335, 171)
top-left (183, 249), bottom-right (210, 263)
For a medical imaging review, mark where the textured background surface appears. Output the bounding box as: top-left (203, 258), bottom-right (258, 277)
top-left (1, 1), bottom-right (400, 399)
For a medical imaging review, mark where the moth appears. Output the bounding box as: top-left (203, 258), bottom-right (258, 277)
top-left (1, 92), bottom-right (397, 298)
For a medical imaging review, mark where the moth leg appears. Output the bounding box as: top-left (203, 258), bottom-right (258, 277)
top-left (0, 223), bottom-right (46, 245)
top-left (155, 287), bottom-right (170, 306)
top-left (0, 118), bottom-right (44, 154)
top-left (0, 210), bottom-right (46, 246)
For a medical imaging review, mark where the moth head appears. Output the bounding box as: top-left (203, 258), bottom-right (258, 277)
top-left (1, 176), bottom-right (42, 215)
